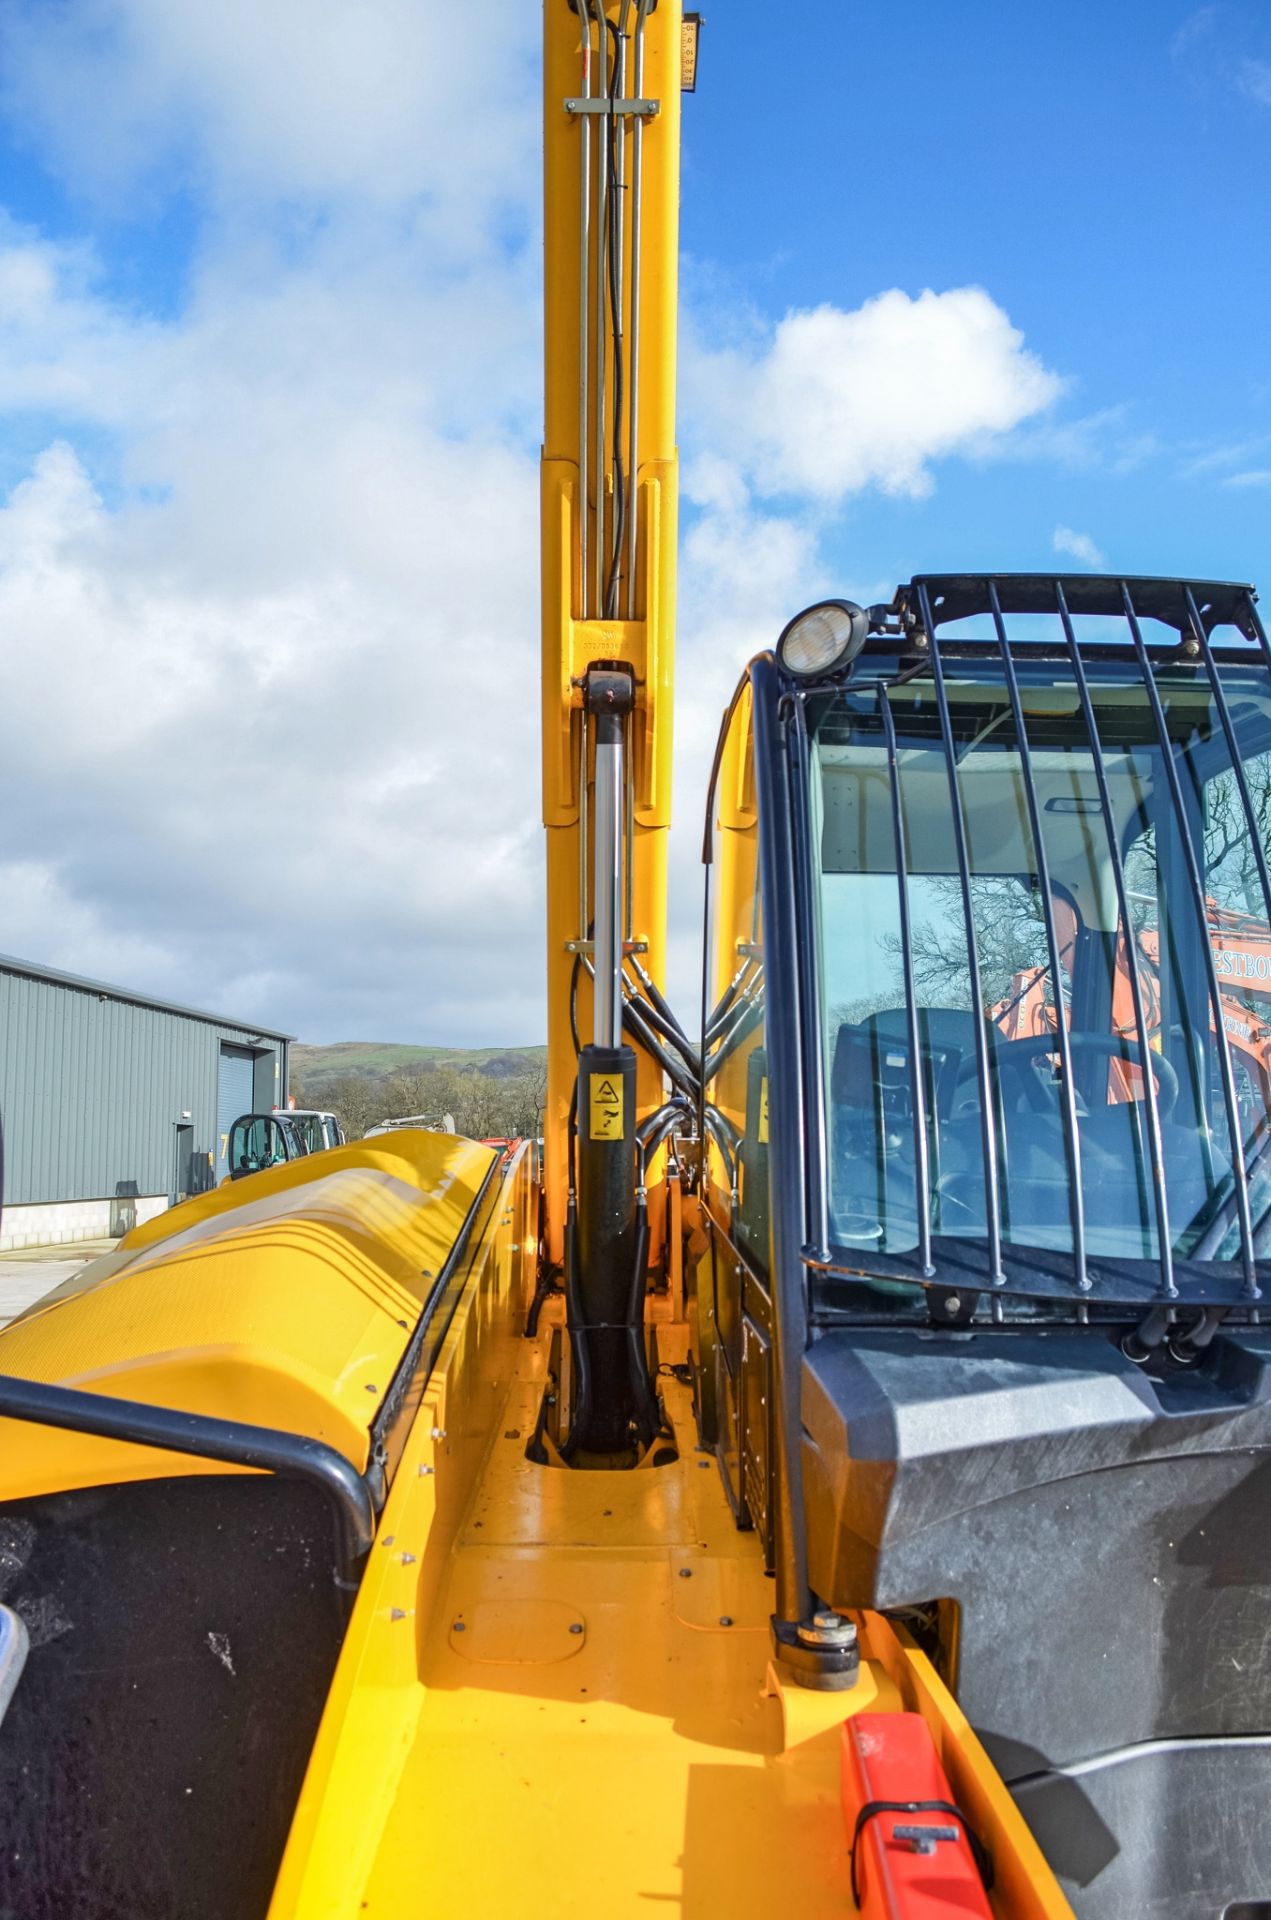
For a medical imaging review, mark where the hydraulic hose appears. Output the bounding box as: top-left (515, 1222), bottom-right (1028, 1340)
top-left (561, 1189), bottom-right (593, 1460)
top-left (703, 1105), bottom-right (740, 1196)
top-left (635, 1095), bottom-right (691, 1159)
top-left (624, 1185), bottom-right (659, 1448)
top-left (627, 953), bottom-right (695, 1055)
top-left (704, 958), bottom-right (759, 1047)
top-left (1121, 1303), bottom-right (1172, 1364)
top-left (625, 988), bottom-right (701, 1080)
top-left (702, 994), bottom-right (766, 1086)
top-left (580, 952), bottom-right (696, 1097)
top-left (619, 992), bottom-right (697, 1100)
top-left (1168, 1306), bottom-right (1228, 1365)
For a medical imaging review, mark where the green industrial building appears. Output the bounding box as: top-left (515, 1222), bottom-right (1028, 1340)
top-left (0, 954), bottom-right (292, 1250)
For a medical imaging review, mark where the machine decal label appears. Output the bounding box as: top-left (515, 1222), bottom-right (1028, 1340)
top-left (589, 1074), bottom-right (623, 1140)
top-left (757, 1077), bottom-right (769, 1144)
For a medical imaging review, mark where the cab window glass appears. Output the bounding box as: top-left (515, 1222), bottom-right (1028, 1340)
top-left (811, 658), bottom-right (1271, 1277)
top-left (703, 682), bottom-right (768, 1272)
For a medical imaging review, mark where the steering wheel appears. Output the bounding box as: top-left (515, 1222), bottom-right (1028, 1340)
top-left (984, 1031), bottom-right (1180, 1121)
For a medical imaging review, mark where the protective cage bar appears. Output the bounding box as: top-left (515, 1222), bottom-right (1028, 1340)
top-left (808, 571), bottom-right (1271, 1310)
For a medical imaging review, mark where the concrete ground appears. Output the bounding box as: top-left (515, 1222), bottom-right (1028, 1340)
top-left (0, 1237), bottom-right (119, 1326)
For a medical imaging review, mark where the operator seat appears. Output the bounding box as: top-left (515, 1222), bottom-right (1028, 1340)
top-left (829, 1014), bottom-right (1227, 1255)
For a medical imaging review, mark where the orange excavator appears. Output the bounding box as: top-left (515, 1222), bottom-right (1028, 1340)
top-left (996, 896), bottom-right (1271, 1127)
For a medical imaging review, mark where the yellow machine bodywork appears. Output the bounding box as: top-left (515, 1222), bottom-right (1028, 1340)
top-left (541, 0), bottom-right (681, 1266)
top-left (0, 1129), bottom-right (495, 1502)
top-left (265, 1175), bottom-right (1071, 1919)
top-left (0, 9), bottom-right (1089, 1915)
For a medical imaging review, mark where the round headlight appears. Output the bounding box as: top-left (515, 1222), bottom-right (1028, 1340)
top-left (776, 599), bottom-right (870, 679)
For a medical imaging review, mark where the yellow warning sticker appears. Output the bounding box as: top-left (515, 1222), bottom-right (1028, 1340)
top-left (757, 1077), bottom-right (769, 1145)
top-left (589, 1072), bottom-right (624, 1141)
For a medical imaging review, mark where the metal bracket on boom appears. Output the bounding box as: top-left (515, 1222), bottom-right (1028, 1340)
top-left (566, 96), bottom-right (660, 117)
top-left (565, 939), bottom-right (648, 955)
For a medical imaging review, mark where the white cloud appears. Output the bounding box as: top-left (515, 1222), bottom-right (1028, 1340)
top-left (664, 465), bottom-right (821, 1010)
top-left (0, 859), bottom-right (175, 987)
top-left (1238, 57), bottom-right (1271, 107)
top-left (661, 455), bottom-right (898, 1016)
top-left (0, 219), bottom-right (167, 422)
top-left (1053, 524), bottom-right (1107, 569)
top-left (0, 1), bottom-right (538, 235)
top-left (1223, 468), bottom-right (1271, 488)
top-left (685, 286), bottom-right (1062, 506)
top-left (0, 3), bottom-right (546, 1045)
top-left (1169, 8), bottom-right (1271, 112)
top-left (1171, 7), bottom-right (1220, 63)
top-left (0, 6), bottom-right (1072, 1049)
top-left (1181, 436), bottom-right (1268, 479)
top-left (0, 427), bottom-right (545, 1043)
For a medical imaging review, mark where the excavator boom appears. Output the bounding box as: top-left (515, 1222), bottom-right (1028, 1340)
top-left (541, 0), bottom-right (681, 1274)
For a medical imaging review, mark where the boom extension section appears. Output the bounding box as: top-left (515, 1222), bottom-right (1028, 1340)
top-left (541, 0), bottom-right (682, 1313)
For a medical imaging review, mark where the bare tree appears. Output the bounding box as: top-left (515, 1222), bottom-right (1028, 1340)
top-left (880, 876), bottom-right (1049, 1012)
top-left (302, 1059), bottom-right (547, 1144)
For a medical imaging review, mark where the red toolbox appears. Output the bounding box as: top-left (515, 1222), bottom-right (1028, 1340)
top-left (841, 1712), bottom-right (994, 1917)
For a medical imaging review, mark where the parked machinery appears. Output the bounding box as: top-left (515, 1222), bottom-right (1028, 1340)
top-left (226, 1109), bottom-right (309, 1180)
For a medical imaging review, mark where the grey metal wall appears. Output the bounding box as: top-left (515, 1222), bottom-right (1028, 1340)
top-left (0, 964), bottom-right (290, 1206)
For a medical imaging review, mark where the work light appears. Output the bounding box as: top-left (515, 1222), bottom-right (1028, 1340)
top-left (776, 599), bottom-right (870, 679)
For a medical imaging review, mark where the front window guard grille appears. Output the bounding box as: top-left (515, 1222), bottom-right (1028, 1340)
top-left (804, 572), bottom-right (1271, 1312)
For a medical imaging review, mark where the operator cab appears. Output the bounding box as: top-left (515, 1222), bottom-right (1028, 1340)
top-left (286, 1109), bottom-right (346, 1153)
top-left (226, 1110), bottom-right (308, 1180)
top-left (695, 574), bottom-right (1271, 1920)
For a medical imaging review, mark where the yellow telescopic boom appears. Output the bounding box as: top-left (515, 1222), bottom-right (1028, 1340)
top-left (540, 0), bottom-right (683, 1268)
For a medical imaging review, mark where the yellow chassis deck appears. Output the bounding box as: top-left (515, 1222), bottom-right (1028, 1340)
top-left (269, 1228), bottom-right (1070, 1920)
top-left (369, 1332), bottom-right (856, 1914)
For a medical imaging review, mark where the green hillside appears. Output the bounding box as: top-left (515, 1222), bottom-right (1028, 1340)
top-left (292, 1040), bottom-right (546, 1096)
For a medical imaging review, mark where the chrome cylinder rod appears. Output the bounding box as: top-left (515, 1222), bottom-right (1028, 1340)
top-left (588, 673), bottom-right (633, 1049)
top-left (593, 725), bottom-right (624, 1048)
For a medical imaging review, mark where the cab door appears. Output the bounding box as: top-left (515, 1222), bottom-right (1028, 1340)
top-left (697, 675), bottom-right (775, 1557)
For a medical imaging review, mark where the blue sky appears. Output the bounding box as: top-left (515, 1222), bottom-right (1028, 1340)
top-left (0, 2), bottom-right (1268, 1044)
top-left (678, 0), bottom-right (1271, 585)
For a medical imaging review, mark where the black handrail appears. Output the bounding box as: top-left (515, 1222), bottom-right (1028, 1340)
top-left (0, 1372), bottom-right (375, 1580)
top-left (787, 693), bottom-right (832, 1260)
top-left (915, 581), bottom-right (1006, 1286)
top-left (988, 578), bottom-right (1090, 1293)
top-left (1056, 580), bottom-right (1177, 1300)
top-left (370, 1144), bottom-right (507, 1478)
top-left (876, 685), bottom-right (935, 1278)
top-left (1122, 581), bottom-right (1259, 1299)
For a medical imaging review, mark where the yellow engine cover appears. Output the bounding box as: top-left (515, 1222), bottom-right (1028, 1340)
top-left (0, 1129), bottom-right (496, 1504)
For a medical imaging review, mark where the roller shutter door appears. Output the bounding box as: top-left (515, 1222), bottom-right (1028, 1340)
top-left (216, 1045), bottom-right (256, 1181)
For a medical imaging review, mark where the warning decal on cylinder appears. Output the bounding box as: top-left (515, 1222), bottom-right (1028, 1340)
top-left (589, 1073), bottom-right (624, 1140)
